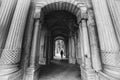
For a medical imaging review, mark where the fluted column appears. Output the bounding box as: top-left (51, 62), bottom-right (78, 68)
top-left (0, 0), bottom-right (30, 66)
top-left (92, 0), bottom-right (120, 78)
top-left (0, 0), bottom-right (18, 56)
top-left (87, 9), bottom-right (102, 71)
top-left (29, 19), bottom-right (40, 68)
top-left (106, 0), bottom-right (120, 44)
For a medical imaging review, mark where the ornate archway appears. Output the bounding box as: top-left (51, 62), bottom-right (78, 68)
top-left (0, 0), bottom-right (120, 80)
top-left (31, 1), bottom-right (101, 80)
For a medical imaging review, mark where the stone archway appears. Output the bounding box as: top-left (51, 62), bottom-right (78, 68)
top-left (30, 1), bottom-right (100, 80)
top-left (29, 1), bottom-right (120, 79)
top-left (0, 0), bottom-right (120, 80)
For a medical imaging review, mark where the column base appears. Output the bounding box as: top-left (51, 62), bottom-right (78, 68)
top-left (25, 66), bottom-right (40, 80)
top-left (76, 58), bottom-right (82, 64)
top-left (103, 65), bottom-right (120, 79)
top-left (80, 66), bottom-right (97, 80)
top-left (69, 58), bottom-right (76, 64)
top-left (98, 71), bottom-right (119, 80)
top-left (39, 58), bottom-right (46, 65)
top-left (0, 65), bottom-right (23, 80)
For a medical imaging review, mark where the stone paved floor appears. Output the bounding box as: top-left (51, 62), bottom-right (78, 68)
top-left (38, 59), bottom-right (81, 80)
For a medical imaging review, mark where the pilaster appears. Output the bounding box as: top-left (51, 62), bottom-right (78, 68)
top-left (38, 28), bottom-right (46, 65)
top-left (25, 6), bottom-right (41, 80)
top-left (81, 6), bottom-right (92, 69)
top-left (87, 9), bottom-right (102, 71)
top-left (29, 18), bottom-right (40, 68)
top-left (80, 6), bottom-right (97, 80)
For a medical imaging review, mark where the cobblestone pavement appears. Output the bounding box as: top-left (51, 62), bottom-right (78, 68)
top-left (39, 59), bottom-right (81, 80)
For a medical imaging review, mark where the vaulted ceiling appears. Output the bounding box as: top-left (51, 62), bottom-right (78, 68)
top-left (41, 2), bottom-right (80, 40)
top-left (43, 10), bottom-right (78, 39)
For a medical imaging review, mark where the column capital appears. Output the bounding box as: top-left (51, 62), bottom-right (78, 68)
top-left (86, 0), bottom-right (93, 10)
top-left (79, 17), bottom-right (87, 24)
top-left (87, 9), bottom-right (94, 17)
top-left (87, 9), bottom-right (95, 27)
top-left (80, 6), bottom-right (88, 20)
top-left (34, 6), bottom-right (41, 19)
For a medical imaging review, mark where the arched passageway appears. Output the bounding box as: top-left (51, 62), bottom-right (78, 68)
top-left (35, 3), bottom-right (81, 79)
top-left (0, 1), bottom-right (102, 80)
top-left (0, 0), bottom-right (120, 80)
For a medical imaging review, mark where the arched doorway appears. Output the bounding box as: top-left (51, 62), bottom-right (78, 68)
top-left (54, 38), bottom-right (66, 59)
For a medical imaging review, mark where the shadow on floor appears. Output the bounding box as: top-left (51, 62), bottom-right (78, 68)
top-left (36, 59), bottom-right (81, 80)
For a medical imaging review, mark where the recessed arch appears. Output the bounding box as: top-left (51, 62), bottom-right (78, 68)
top-left (39, 1), bottom-right (82, 23)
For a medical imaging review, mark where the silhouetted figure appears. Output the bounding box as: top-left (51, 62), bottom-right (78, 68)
top-left (60, 50), bottom-right (64, 59)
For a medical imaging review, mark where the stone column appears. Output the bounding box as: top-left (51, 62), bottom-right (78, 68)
top-left (0, 0), bottom-right (30, 77)
top-left (92, 0), bottom-right (120, 78)
top-left (38, 29), bottom-right (46, 65)
top-left (71, 35), bottom-right (76, 64)
top-left (66, 40), bottom-right (69, 58)
top-left (68, 33), bottom-right (76, 64)
top-left (75, 31), bottom-right (80, 64)
top-left (81, 7), bottom-right (92, 69)
top-left (43, 34), bottom-right (47, 60)
top-left (81, 19), bottom-right (92, 69)
top-left (106, 0), bottom-right (120, 44)
top-left (53, 40), bottom-right (55, 57)
top-left (0, 0), bottom-right (18, 55)
top-left (22, 2), bottom-right (36, 80)
top-left (87, 9), bottom-right (102, 71)
top-left (47, 32), bottom-right (51, 64)
top-left (68, 36), bottom-right (72, 64)
top-left (80, 7), bottom-right (97, 80)
top-left (77, 26), bottom-right (81, 64)
top-left (29, 19), bottom-right (40, 68)
top-left (79, 23), bottom-right (85, 66)
top-left (25, 19), bottom-right (40, 80)
top-left (25, 7), bottom-right (41, 80)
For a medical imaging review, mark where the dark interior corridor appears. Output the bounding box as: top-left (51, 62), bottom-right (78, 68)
top-left (34, 4), bottom-right (81, 80)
